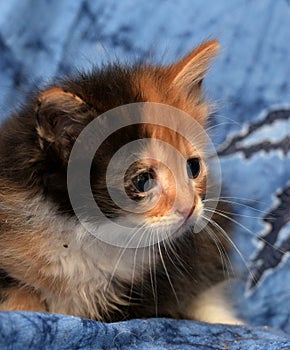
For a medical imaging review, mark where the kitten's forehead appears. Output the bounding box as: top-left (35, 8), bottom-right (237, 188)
top-left (142, 124), bottom-right (201, 159)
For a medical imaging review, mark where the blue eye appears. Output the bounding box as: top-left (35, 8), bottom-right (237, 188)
top-left (133, 171), bottom-right (155, 192)
top-left (187, 158), bottom-right (201, 179)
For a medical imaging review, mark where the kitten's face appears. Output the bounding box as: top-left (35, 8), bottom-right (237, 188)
top-left (35, 40), bottom-right (219, 244)
top-left (81, 101), bottom-right (211, 246)
top-left (121, 127), bottom-right (206, 232)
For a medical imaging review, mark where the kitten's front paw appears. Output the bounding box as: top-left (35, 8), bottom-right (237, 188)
top-left (187, 283), bottom-right (245, 325)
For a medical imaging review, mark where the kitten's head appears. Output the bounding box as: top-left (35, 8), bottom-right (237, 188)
top-left (34, 40), bottom-right (219, 244)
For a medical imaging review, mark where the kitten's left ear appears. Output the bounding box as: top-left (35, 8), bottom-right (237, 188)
top-left (169, 40), bottom-right (220, 97)
top-left (36, 88), bottom-right (90, 162)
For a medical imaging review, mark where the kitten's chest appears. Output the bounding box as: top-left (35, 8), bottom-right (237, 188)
top-left (38, 230), bottom-right (128, 318)
top-left (48, 222), bottom-right (152, 275)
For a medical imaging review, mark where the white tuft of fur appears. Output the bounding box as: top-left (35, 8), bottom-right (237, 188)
top-left (188, 282), bottom-right (245, 325)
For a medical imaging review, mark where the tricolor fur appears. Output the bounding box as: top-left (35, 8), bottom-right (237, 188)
top-left (0, 40), bottom-right (241, 323)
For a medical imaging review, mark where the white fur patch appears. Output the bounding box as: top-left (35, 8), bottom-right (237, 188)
top-left (187, 282), bottom-right (245, 325)
top-left (9, 194), bottom-right (154, 318)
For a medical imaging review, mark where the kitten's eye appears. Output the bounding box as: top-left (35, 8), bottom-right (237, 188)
top-left (187, 158), bottom-right (201, 179)
top-left (133, 171), bottom-right (155, 192)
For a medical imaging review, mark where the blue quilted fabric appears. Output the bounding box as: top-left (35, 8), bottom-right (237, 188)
top-left (0, 1), bottom-right (289, 349)
top-left (1, 312), bottom-right (290, 350)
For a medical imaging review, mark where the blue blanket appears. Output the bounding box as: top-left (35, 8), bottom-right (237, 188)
top-left (0, 1), bottom-right (289, 349)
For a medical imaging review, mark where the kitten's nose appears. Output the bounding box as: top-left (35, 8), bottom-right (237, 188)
top-left (177, 206), bottom-right (195, 221)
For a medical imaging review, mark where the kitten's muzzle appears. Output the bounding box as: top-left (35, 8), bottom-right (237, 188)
top-left (177, 205), bottom-right (195, 222)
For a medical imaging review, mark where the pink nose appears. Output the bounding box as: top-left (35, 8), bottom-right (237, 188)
top-left (177, 206), bottom-right (195, 221)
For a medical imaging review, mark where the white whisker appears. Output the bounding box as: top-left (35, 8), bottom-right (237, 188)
top-left (148, 230), bottom-right (158, 316)
top-left (157, 229), bottom-right (179, 305)
top-left (204, 207), bottom-right (285, 255)
top-left (203, 210), bottom-right (256, 283)
top-left (106, 222), bottom-right (148, 293)
top-left (204, 197), bottom-right (269, 215)
top-left (200, 216), bottom-right (234, 281)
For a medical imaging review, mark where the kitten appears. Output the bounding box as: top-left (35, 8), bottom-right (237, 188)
top-left (0, 40), bottom-right (241, 324)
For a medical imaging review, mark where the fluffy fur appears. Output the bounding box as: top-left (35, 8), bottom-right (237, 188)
top-left (0, 40), bottom-right (241, 323)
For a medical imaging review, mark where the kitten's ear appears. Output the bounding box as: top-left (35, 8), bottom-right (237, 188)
top-left (36, 88), bottom-right (90, 162)
top-left (169, 40), bottom-right (220, 97)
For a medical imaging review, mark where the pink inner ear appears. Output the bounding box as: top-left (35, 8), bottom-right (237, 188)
top-left (169, 40), bottom-right (220, 92)
top-left (171, 40), bottom-right (220, 75)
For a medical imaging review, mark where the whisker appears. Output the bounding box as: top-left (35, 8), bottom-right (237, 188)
top-left (162, 231), bottom-right (190, 273)
top-left (162, 237), bottom-right (187, 277)
top-left (204, 197), bottom-right (269, 215)
top-left (106, 222), bottom-right (148, 293)
top-left (204, 207), bottom-right (286, 255)
top-left (211, 207), bottom-right (271, 220)
top-left (148, 230), bottom-right (158, 316)
top-left (200, 216), bottom-right (234, 281)
top-left (128, 225), bottom-right (151, 304)
top-left (203, 211), bottom-right (256, 283)
top-left (156, 230), bottom-right (179, 305)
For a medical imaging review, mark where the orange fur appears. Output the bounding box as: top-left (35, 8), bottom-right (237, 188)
top-left (133, 40), bottom-right (219, 126)
top-left (1, 287), bottom-right (45, 312)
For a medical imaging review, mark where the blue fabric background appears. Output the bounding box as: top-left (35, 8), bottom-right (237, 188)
top-left (0, 0), bottom-right (289, 348)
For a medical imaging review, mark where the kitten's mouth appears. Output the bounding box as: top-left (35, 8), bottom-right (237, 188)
top-left (176, 205), bottom-right (196, 225)
top-left (184, 206), bottom-right (195, 222)
top-left (147, 205), bottom-right (197, 225)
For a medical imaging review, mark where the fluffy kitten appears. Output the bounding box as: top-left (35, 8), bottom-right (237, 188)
top-left (0, 40), bottom-right (240, 324)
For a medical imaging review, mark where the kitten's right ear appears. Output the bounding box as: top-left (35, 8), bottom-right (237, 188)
top-left (36, 88), bottom-right (90, 162)
top-left (169, 40), bottom-right (220, 98)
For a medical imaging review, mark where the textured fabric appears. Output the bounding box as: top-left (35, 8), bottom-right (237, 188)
top-left (1, 312), bottom-right (290, 350)
top-left (0, 0), bottom-right (289, 349)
